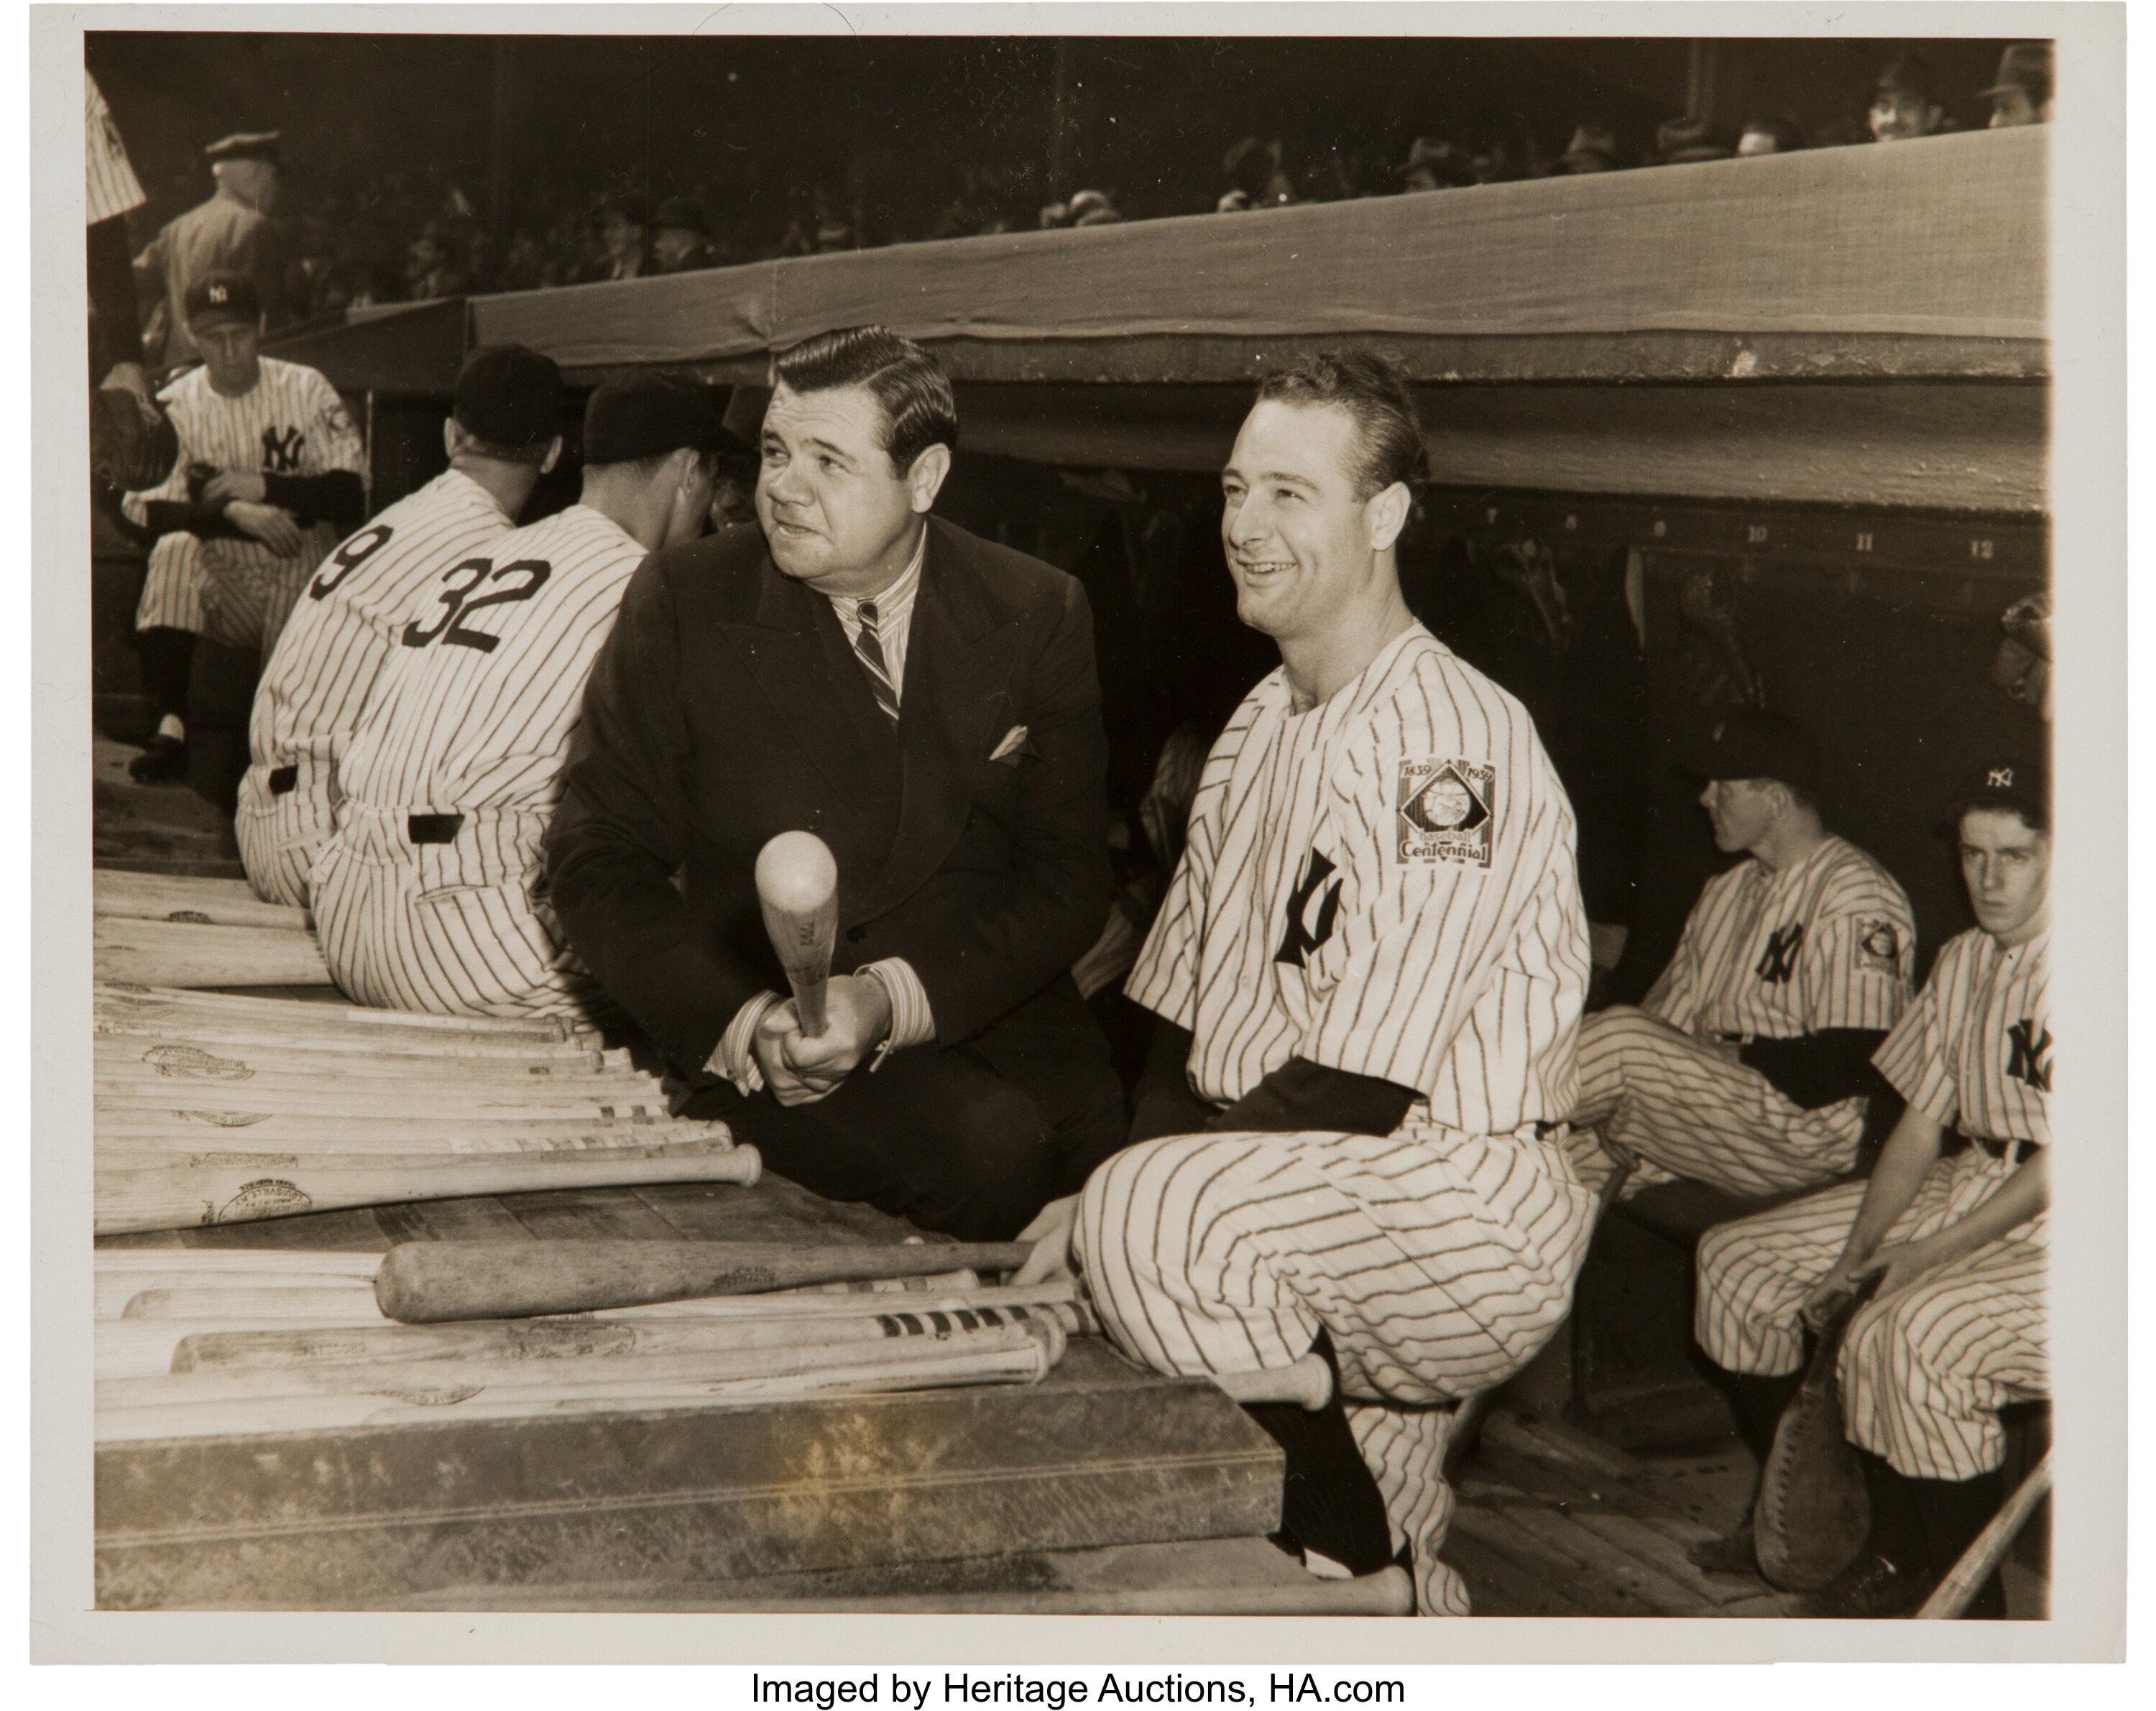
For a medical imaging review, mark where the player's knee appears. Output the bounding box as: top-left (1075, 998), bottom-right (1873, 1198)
top-left (934, 1082), bottom-right (1057, 1237)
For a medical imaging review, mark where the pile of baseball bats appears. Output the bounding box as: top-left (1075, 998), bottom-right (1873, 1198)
top-left (93, 1244), bottom-right (1095, 1442)
top-left (94, 870), bottom-right (333, 988)
top-left (93, 982), bottom-right (765, 1234)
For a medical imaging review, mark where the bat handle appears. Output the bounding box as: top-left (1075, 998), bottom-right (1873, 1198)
top-left (788, 975), bottom-right (828, 1040)
top-left (1213, 1351), bottom-right (1333, 1412)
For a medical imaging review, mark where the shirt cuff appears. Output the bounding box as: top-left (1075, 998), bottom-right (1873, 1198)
top-left (862, 959), bottom-right (936, 1053)
top-left (706, 990), bottom-right (784, 1096)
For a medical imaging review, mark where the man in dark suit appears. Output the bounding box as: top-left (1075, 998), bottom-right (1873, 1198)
top-left (548, 326), bottom-right (1125, 1241)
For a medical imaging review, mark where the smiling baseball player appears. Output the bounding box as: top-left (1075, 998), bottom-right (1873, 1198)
top-left (1017, 353), bottom-right (1596, 1615)
top-left (121, 272), bottom-right (366, 785)
top-left (312, 372), bottom-right (725, 1018)
top-left (235, 346), bottom-right (563, 908)
top-left (1566, 711), bottom-right (1917, 1199)
top-left (1694, 757), bottom-right (2051, 1618)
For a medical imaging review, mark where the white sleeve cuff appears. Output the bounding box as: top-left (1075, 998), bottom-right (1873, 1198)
top-left (707, 990), bottom-right (784, 1095)
top-left (862, 959), bottom-right (936, 1053)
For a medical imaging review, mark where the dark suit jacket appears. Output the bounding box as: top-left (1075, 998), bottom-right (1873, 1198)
top-left (546, 515), bottom-right (1114, 1087)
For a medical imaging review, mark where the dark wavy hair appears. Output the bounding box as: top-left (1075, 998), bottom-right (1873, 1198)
top-left (773, 325), bottom-right (959, 476)
top-left (1253, 350), bottom-right (1429, 501)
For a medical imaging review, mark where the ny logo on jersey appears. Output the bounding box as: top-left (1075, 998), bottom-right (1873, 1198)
top-left (2005, 1019), bottom-right (2053, 1092)
top-left (1276, 849), bottom-right (1344, 969)
top-left (261, 425), bottom-right (305, 473)
top-left (1755, 922), bottom-right (1805, 985)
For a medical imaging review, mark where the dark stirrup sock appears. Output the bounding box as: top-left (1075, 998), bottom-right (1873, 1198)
top-left (1909, 1468), bottom-right (2010, 1618)
top-left (1241, 1329), bottom-right (1395, 1577)
top-left (136, 627), bottom-right (195, 724)
top-left (1858, 1449), bottom-right (1931, 1576)
top-left (1730, 1368), bottom-right (1803, 1465)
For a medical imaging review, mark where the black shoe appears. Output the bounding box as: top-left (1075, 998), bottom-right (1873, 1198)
top-left (1688, 1516), bottom-right (1760, 1576)
top-left (128, 733), bottom-right (188, 785)
top-left (1796, 1550), bottom-right (1932, 1619)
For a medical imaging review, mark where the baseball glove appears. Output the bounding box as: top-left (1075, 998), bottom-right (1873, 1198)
top-left (90, 384), bottom-right (179, 496)
top-left (1751, 1279), bottom-right (1876, 1592)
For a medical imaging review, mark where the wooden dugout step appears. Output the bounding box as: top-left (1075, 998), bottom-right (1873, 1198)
top-left (93, 1339), bottom-right (1283, 1609)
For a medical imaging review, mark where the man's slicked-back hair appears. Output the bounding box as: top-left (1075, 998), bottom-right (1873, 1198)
top-left (1254, 350), bottom-right (1430, 502)
top-left (773, 325), bottom-right (959, 476)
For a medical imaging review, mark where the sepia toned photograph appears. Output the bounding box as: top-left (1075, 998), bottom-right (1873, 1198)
top-left (32, 2), bottom-right (2125, 1659)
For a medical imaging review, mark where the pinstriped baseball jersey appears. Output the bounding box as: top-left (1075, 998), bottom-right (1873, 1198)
top-left (236, 470), bottom-right (517, 907)
top-left (336, 503), bottom-right (645, 830)
top-left (1127, 624), bottom-right (1590, 1137)
top-left (122, 358), bottom-right (366, 571)
top-left (1874, 928), bottom-right (2050, 1148)
top-left (1644, 835), bottom-right (1915, 1041)
top-left (84, 73), bottom-right (144, 226)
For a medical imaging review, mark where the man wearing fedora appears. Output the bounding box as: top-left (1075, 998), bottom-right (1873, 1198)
top-left (1981, 43), bottom-right (2054, 129)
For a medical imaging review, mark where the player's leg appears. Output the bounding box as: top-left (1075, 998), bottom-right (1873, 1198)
top-left (1693, 1181), bottom-right (1871, 1379)
top-left (233, 769), bottom-right (323, 910)
top-left (130, 534), bottom-right (208, 782)
top-left (955, 977), bottom-right (1129, 1197)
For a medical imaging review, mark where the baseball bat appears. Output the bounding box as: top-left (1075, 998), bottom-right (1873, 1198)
top-left (95, 1116), bottom-right (729, 1155)
top-left (97, 1268), bottom-right (382, 1318)
top-left (94, 1144), bottom-right (762, 1236)
top-left (374, 1237), bottom-right (1033, 1322)
top-left (1212, 1351), bottom-right (1334, 1411)
top-left (121, 1285), bottom-right (387, 1322)
top-left (95, 1246), bottom-right (386, 1276)
top-left (93, 869), bottom-right (313, 933)
top-left (171, 1301), bottom-right (1078, 1372)
top-left (97, 982), bottom-right (590, 1042)
top-left (94, 1018), bottom-right (614, 1063)
top-left (96, 1087), bottom-right (675, 1123)
top-left (95, 917), bottom-right (333, 989)
top-left (755, 831), bottom-right (838, 1038)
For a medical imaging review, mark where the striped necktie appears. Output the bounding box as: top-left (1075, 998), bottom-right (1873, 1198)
top-left (852, 600), bottom-right (900, 725)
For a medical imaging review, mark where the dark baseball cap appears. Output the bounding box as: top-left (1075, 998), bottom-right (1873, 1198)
top-left (1940, 755), bottom-right (2049, 833)
top-left (183, 272), bottom-right (261, 331)
top-left (1677, 709), bottom-right (1823, 795)
top-left (453, 344), bottom-right (564, 453)
top-left (204, 130), bottom-right (282, 167)
top-left (581, 371), bottom-right (734, 467)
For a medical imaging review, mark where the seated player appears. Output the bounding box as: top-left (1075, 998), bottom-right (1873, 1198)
top-left (312, 373), bottom-right (727, 1018)
top-left (236, 345), bottom-right (564, 908)
top-left (1568, 712), bottom-right (1916, 1198)
top-left (121, 272), bottom-right (366, 783)
top-left (1016, 353), bottom-right (1597, 1615)
top-left (545, 328), bottom-right (1125, 1245)
top-left (1694, 757), bottom-right (2050, 1617)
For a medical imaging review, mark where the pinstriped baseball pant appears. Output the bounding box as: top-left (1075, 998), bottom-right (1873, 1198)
top-left (1695, 1149), bottom-right (2047, 1481)
top-left (134, 528), bottom-right (336, 654)
top-left (234, 757), bottom-right (330, 910)
top-left (1074, 1125), bottom-right (1598, 1615)
top-left (1566, 1005), bottom-right (1865, 1199)
top-left (313, 801), bottom-right (608, 1023)
top-left (134, 532), bottom-right (208, 635)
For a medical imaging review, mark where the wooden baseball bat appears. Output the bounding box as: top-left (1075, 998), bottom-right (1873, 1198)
top-left (1212, 1350), bottom-right (1334, 1411)
top-left (95, 1116), bottom-right (729, 1155)
top-left (93, 869), bottom-right (313, 932)
top-left (94, 1144), bottom-right (762, 1235)
top-left (95, 1047), bottom-right (660, 1091)
top-left (120, 1284), bottom-right (387, 1322)
top-left (94, 917), bottom-right (333, 989)
top-left (97, 983), bottom-right (591, 1042)
top-left (755, 831), bottom-right (838, 1038)
top-left (101, 1317), bottom-right (385, 1381)
top-left (96, 1087), bottom-right (676, 1123)
top-left (374, 1237), bottom-right (1033, 1322)
top-left (97, 1268), bottom-right (382, 1318)
top-left (95, 1246), bottom-right (386, 1275)
top-left (1917, 1449), bottom-right (2051, 1619)
top-left (95, 1017), bottom-right (616, 1063)
top-left (171, 1300), bottom-right (1079, 1372)
top-left (607, 1278), bottom-right (1092, 1323)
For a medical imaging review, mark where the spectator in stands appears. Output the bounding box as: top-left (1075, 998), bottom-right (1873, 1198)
top-left (650, 197), bottom-right (716, 273)
top-left (1736, 117), bottom-right (1806, 157)
top-left (1980, 43), bottom-right (2054, 128)
top-left (1653, 116), bottom-right (1733, 164)
top-left (134, 131), bottom-right (289, 372)
top-left (1869, 55), bottom-right (1946, 143)
top-left (1991, 590), bottom-right (2052, 719)
top-left (1397, 135), bottom-right (1476, 193)
top-left (1556, 122), bottom-right (1620, 173)
top-left (403, 221), bottom-right (469, 300)
top-left (597, 195), bottom-right (648, 281)
top-left (1067, 189), bottom-right (1124, 227)
top-left (1216, 137), bottom-right (1296, 211)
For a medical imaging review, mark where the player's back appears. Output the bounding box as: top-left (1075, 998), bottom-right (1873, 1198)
top-left (251, 469), bottom-right (515, 772)
top-left (337, 502), bottom-right (645, 818)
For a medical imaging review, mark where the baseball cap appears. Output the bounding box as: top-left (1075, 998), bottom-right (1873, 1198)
top-left (204, 130), bottom-right (281, 167)
top-left (183, 272), bottom-right (262, 331)
top-left (581, 371), bottom-right (734, 467)
top-left (1940, 755), bottom-right (2049, 833)
top-left (453, 344), bottom-right (564, 453)
top-left (1676, 709), bottom-right (1823, 795)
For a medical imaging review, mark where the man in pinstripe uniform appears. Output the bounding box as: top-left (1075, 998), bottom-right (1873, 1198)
top-left (1695, 757), bottom-right (2050, 1618)
top-left (235, 346), bottom-right (564, 910)
top-left (312, 372), bottom-right (726, 1018)
top-left (1017, 353), bottom-right (1597, 1615)
top-left (1566, 711), bottom-right (1917, 1199)
top-left (121, 272), bottom-right (367, 785)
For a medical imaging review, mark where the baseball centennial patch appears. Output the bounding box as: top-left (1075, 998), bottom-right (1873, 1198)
top-left (1856, 916), bottom-right (1902, 974)
top-left (1397, 759), bottom-right (1495, 867)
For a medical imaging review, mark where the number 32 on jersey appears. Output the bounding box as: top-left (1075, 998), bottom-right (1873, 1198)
top-left (401, 556), bottom-right (553, 654)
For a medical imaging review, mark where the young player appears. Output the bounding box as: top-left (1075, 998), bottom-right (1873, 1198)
top-left (235, 346), bottom-right (563, 908)
top-left (1016, 352), bottom-right (1596, 1615)
top-left (1694, 758), bottom-right (2051, 1617)
top-left (312, 373), bottom-right (725, 1018)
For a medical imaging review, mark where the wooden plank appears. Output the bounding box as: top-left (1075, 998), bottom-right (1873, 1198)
top-left (1449, 1488), bottom-right (1708, 1618)
top-left (93, 1339), bottom-right (1281, 1609)
top-left (1439, 1525), bottom-right (1598, 1619)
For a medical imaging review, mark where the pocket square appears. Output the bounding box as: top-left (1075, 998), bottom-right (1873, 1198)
top-left (989, 724), bottom-right (1036, 765)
